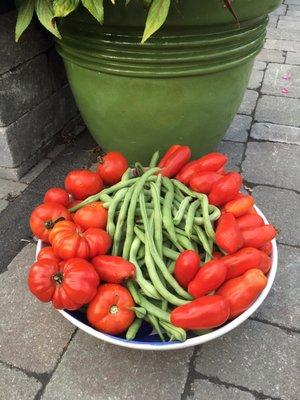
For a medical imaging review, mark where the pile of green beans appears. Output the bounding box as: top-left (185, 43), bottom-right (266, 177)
top-left (70, 157), bottom-right (220, 342)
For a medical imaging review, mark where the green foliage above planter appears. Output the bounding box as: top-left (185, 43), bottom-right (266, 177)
top-left (15, 0), bottom-right (237, 43)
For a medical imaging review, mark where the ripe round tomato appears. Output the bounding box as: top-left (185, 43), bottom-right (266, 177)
top-left (44, 188), bottom-right (69, 208)
top-left (87, 283), bottom-right (135, 334)
top-left (29, 203), bottom-right (71, 243)
top-left (49, 220), bottom-right (111, 260)
top-left (96, 152), bottom-right (128, 186)
top-left (65, 170), bottom-right (103, 200)
top-left (37, 246), bottom-right (61, 263)
top-left (73, 202), bottom-right (108, 230)
top-left (28, 258), bottom-right (99, 310)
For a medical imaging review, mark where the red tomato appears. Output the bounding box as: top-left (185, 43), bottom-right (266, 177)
top-left (49, 220), bottom-right (111, 260)
top-left (44, 188), bottom-right (69, 208)
top-left (65, 170), bottom-right (103, 200)
top-left (259, 241), bottom-right (273, 256)
top-left (91, 255), bottom-right (135, 283)
top-left (217, 269), bottom-right (268, 319)
top-left (215, 212), bottom-right (244, 254)
top-left (174, 250), bottom-right (201, 288)
top-left (73, 202), bottom-right (108, 230)
top-left (97, 152), bottom-right (128, 186)
top-left (242, 225), bottom-right (277, 248)
top-left (159, 145), bottom-right (192, 178)
top-left (37, 246), bottom-right (61, 263)
top-left (189, 172), bottom-right (223, 194)
top-left (188, 259), bottom-right (227, 297)
top-left (28, 258), bottom-right (99, 310)
top-left (223, 195), bottom-right (255, 217)
top-left (223, 247), bottom-right (265, 280)
top-left (236, 214), bottom-right (264, 231)
top-left (87, 284), bottom-right (135, 335)
top-left (171, 295), bottom-right (230, 330)
top-left (212, 251), bottom-right (223, 260)
top-left (176, 152), bottom-right (228, 185)
top-left (68, 199), bottom-right (81, 209)
top-left (29, 203), bottom-right (71, 243)
top-left (208, 172), bottom-right (242, 206)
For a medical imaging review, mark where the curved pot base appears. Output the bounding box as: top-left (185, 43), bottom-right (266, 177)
top-left (63, 59), bottom-right (253, 162)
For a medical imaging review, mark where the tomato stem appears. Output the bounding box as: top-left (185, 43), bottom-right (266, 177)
top-left (110, 305), bottom-right (119, 314)
top-left (45, 217), bottom-right (65, 230)
top-left (53, 273), bottom-right (63, 284)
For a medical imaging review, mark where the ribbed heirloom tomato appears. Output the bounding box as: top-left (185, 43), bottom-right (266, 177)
top-left (29, 203), bottom-right (71, 243)
top-left (96, 152), bottom-right (128, 186)
top-left (37, 246), bottom-right (61, 263)
top-left (28, 258), bottom-right (99, 310)
top-left (87, 284), bottom-right (135, 334)
top-left (65, 169), bottom-right (103, 200)
top-left (49, 220), bottom-right (111, 260)
top-left (73, 202), bottom-right (108, 230)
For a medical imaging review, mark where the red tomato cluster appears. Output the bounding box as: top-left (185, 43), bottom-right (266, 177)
top-left (28, 152), bottom-right (136, 335)
top-left (158, 146), bottom-right (276, 331)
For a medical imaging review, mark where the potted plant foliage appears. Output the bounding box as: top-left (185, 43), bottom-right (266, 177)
top-left (15, 0), bottom-right (281, 162)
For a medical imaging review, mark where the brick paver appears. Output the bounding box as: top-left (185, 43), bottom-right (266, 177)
top-left (0, 1), bottom-right (299, 399)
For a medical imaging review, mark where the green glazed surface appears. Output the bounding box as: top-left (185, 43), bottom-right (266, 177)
top-left (57, 0), bottom-right (281, 163)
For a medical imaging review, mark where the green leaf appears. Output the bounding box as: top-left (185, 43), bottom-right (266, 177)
top-left (35, 0), bottom-right (61, 39)
top-left (15, 0), bottom-right (35, 42)
top-left (53, 0), bottom-right (80, 18)
top-left (142, 0), bottom-right (170, 44)
top-left (81, 0), bottom-right (104, 24)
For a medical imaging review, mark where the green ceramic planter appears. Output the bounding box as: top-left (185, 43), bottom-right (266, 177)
top-left (56, 0), bottom-right (281, 163)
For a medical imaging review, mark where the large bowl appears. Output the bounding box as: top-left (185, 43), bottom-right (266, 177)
top-left (36, 206), bottom-right (277, 351)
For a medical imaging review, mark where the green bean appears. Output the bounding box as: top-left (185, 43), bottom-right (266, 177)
top-left (150, 181), bottom-right (163, 258)
top-left (205, 237), bottom-right (214, 262)
top-left (135, 162), bottom-right (144, 176)
top-left (112, 185), bottom-right (135, 255)
top-left (139, 194), bottom-right (192, 301)
top-left (173, 196), bottom-right (192, 225)
top-left (127, 280), bottom-right (141, 303)
top-left (176, 233), bottom-right (197, 251)
top-left (159, 321), bottom-right (187, 342)
top-left (174, 186), bottom-right (185, 201)
top-left (129, 236), bottom-right (161, 300)
top-left (171, 179), bottom-right (196, 198)
top-left (194, 206), bottom-right (221, 225)
top-left (161, 177), bottom-right (178, 245)
top-left (185, 200), bottom-right (200, 238)
top-left (149, 150), bottom-right (160, 168)
top-left (68, 192), bottom-right (112, 212)
top-left (162, 230), bottom-right (184, 252)
top-left (132, 307), bottom-right (147, 318)
top-left (121, 168), bottom-right (132, 182)
top-left (107, 188), bottom-right (127, 237)
top-left (146, 315), bottom-right (165, 341)
top-left (126, 318), bottom-right (143, 340)
top-left (101, 177), bottom-right (139, 195)
top-left (162, 246), bottom-right (180, 261)
top-left (144, 239), bottom-right (188, 306)
top-left (200, 194), bottom-right (215, 239)
top-left (129, 283), bottom-right (171, 322)
top-left (173, 227), bottom-right (198, 243)
top-left (167, 260), bottom-right (176, 274)
top-left (122, 167), bottom-right (160, 259)
top-left (194, 225), bottom-right (212, 256)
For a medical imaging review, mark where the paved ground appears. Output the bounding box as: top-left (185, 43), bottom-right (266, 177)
top-left (0, 2), bottom-right (299, 399)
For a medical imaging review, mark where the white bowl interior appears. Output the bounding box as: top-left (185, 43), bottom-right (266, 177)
top-left (36, 205), bottom-right (277, 350)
